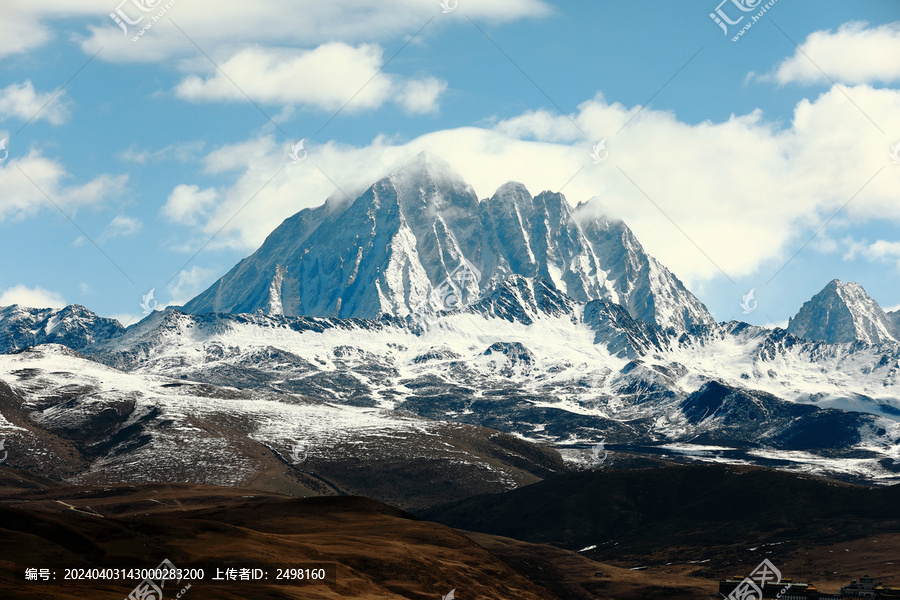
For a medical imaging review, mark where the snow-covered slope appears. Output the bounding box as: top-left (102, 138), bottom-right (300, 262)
top-left (183, 152), bottom-right (713, 332)
top-left (787, 279), bottom-right (899, 345)
top-left (4, 271), bottom-right (900, 485)
top-left (0, 344), bottom-right (564, 508)
top-left (74, 280), bottom-right (900, 484)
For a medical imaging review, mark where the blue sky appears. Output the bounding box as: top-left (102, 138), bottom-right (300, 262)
top-left (0, 0), bottom-right (899, 327)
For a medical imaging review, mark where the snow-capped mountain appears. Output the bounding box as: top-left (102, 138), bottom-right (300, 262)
top-left (183, 153), bottom-right (713, 332)
top-left (2, 284), bottom-right (900, 485)
top-left (41, 274), bottom-right (896, 484)
top-left (0, 304), bottom-right (124, 352)
top-left (3, 158), bottom-right (900, 489)
top-left (787, 279), bottom-right (899, 345)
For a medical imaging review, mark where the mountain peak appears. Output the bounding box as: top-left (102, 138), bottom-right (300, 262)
top-left (787, 279), bottom-right (898, 345)
top-left (493, 181), bottom-right (531, 198)
top-left (387, 151), bottom-right (466, 188)
top-left (0, 303), bottom-right (124, 352)
top-left (184, 164), bottom-right (713, 331)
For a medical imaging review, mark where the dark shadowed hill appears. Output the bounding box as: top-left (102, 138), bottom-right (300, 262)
top-left (419, 464), bottom-right (900, 570)
top-left (0, 475), bottom-right (728, 599)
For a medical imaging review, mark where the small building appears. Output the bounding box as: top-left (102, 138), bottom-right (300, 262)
top-left (719, 578), bottom-right (841, 599)
top-left (841, 575), bottom-right (900, 599)
top-left (718, 578), bottom-right (838, 599)
top-left (719, 574), bottom-right (900, 600)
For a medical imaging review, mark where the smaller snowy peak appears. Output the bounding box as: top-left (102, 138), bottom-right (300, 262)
top-left (787, 279), bottom-right (898, 345)
top-left (0, 304), bottom-right (124, 354)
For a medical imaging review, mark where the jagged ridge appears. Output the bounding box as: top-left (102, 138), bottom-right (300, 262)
top-left (183, 152), bottom-right (714, 332)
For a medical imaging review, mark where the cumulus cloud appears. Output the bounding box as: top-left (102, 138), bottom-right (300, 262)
top-left (161, 82), bottom-right (900, 288)
top-left (0, 285), bottom-right (65, 309)
top-left (399, 77), bottom-right (448, 115)
top-left (0, 0), bottom-right (550, 62)
top-left (0, 81), bottom-right (70, 125)
top-left (844, 238), bottom-right (900, 269)
top-left (0, 149), bottom-right (128, 222)
top-left (0, 3), bottom-right (57, 59)
top-left (174, 44), bottom-right (447, 114)
top-left (760, 21), bottom-right (900, 86)
top-left (162, 184), bottom-right (218, 226)
top-left (1, 0), bottom-right (546, 121)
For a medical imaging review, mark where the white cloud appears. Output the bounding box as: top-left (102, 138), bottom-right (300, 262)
top-left (0, 3), bottom-right (56, 59)
top-left (0, 285), bottom-right (65, 309)
top-left (0, 149), bottom-right (128, 222)
top-left (167, 265), bottom-right (215, 307)
top-left (399, 77), bottom-right (448, 115)
top-left (761, 21), bottom-right (900, 86)
top-left (162, 184), bottom-right (218, 226)
top-left (100, 215), bottom-right (143, 241)
top-left (0, 0), bottom-right (548, 62)
top-left (0, 81), bottom-right (70, 125)
top-left (175, 44), bottom-right (447, 114)
top-left (844, 238), bottom-right (900, 269)
top-left (164, 82), bottom-right (900, 289)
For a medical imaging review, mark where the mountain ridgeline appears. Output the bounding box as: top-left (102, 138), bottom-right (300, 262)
top-left (183, 152), bottom-right (714, 333)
